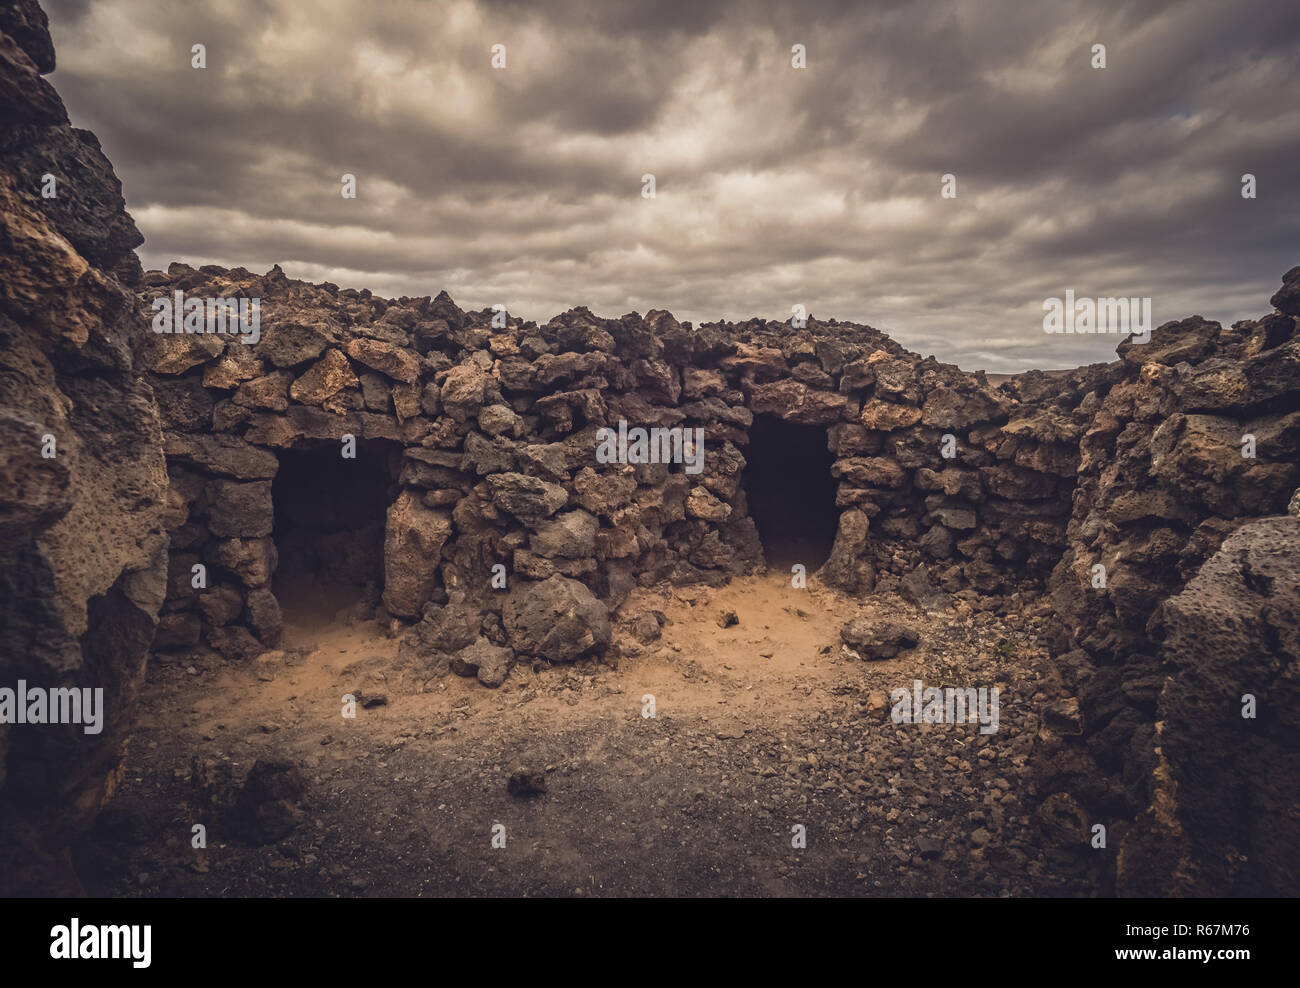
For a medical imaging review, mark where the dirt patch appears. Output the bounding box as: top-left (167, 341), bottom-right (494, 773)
top-left (78, 574), bottom-right (1091, 897)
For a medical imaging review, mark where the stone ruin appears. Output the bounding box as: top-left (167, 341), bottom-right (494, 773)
top-left (141, 259), bottom-right (1082, 679)
top-left (1, 0), bottom-right (1297, 896)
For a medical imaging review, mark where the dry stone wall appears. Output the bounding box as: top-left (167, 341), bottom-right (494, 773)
top-left (1036, 271), bottom-right (1300, 895)
top-left (141, 262), bottom-right (1081, 685)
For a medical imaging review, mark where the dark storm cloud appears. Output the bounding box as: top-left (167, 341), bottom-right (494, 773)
top-left (42, 0), bottom-right (1300, 371)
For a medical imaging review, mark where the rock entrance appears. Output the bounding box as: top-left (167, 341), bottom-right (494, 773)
top-left (741, 414), bottom-right (838, 570)
top-left (271, 440), bottom-right (398, 626)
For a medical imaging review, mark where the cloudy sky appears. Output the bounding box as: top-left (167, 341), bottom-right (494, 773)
top-left (43, 0), bottom-right (1300, 372)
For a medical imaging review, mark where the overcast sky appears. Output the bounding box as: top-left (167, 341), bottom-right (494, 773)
top-left (43, 0), bottom-right (1300, 372)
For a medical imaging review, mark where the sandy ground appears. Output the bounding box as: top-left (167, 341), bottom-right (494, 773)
top-left (78, 573), bottom-right (1093, 897)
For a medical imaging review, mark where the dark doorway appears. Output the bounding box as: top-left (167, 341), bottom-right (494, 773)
top-left (271, 441), bottom-right (398, 626)
top-left (742, 414), bottom-right (838, 570)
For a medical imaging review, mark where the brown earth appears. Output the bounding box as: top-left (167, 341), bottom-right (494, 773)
top-left (78, 573), bottom-right (1093, 897)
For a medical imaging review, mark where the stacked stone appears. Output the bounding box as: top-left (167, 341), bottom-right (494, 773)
top-left (1036, 267), bottom-right (1300, 895)
top-left (142, 263), bottom-right (1085, 675)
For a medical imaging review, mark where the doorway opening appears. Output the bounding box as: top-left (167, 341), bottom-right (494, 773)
top-left (741, 414), bottom-right (838, 570)
top-left (271, 440), bottom-right (398, 627)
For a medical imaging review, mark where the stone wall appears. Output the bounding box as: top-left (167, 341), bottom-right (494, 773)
top-left (1036, 270), bottom-right (1300, 894)
top-left (141, 262), bottom-right (1081, 684)
top-left (0, 0), bottom-right (168, 895)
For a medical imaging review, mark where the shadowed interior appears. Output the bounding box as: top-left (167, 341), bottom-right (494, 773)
top-left (271, 441), bottom-right (399, 623)
top-left (741, 415), bottom-right (839, 571)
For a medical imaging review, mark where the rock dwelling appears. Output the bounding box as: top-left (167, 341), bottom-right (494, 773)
top-left (1, 0), bottom-right (1298, 895)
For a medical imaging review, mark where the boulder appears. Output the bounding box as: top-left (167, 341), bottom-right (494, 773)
top-left (817, 508), bottom-right (874, 593)
top-left (345, 337), bottom-right (420, 383)
top-left (382, 491), bottom-right (453, 618)
top-left (440, 363), bottom-right (494, 421)
top-left (529, 509), bottom-right (598, 559)
top-left (1134, 515), bottom-right (1300, 895)
top-left (840, 618), bottom-right (920, 660)
top-left (503, 575), bottom-right (611, 662)
top-left (860, 399), bottom-right (922, 430)
top-left (748, 379), bottom-right (848, 425)
top-left (289, 348), bottom-right (358, 406)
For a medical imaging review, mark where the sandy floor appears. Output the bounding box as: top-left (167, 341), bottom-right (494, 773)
top-left (78, 573), bottom-right (1094, 897)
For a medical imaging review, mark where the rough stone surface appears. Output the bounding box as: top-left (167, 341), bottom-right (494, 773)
top-left (840, 618), bottom-right (920, 660)
top-left (1117, 516), bottom-right (1300, 895)
top-left (502, 575), bottom-right (612, 663)
top-left (0, 9), bottom-right (167, 896)
top-left (382, 492), bottom-right (452, 619)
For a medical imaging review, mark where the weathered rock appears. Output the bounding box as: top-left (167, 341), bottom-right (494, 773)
top-left (289, 348), bottom-right (358, 406)
top-left (252, 313), bottom-right (339, 368)
top-left (345, 337), bottom-right (420, 383)
top-left (209, 538), bottom-right (277, 587)
top-left (487, 473), bottom-right (568, 522)
top-left (204, 480), bottom-right (273, 538)
top-left (460, 430), bottom-right (516, 476)
top-left (502, 575), bottom-right (611, 662)
top-left (749, 379), bottom-right (848, 425)
top-left (164, 433), bottom-right (278, 479)
top-left (833, 456), bottom-right (906, 488)
top-left (450, 637), bottom-right (514, 688)
top-left (0, 8), bottom-right (168, 895)
top-left (1117, 315), bottom-right (1219, 366)
top-left (817, 508), bottom-right (874, 593)
top-left (382, 492), bottom-right (453, 618)
top-left (233, 371), bottom-right (292, 412)
top-left (921, 386), bottom-right (1008, 428)
top-left (478, 403), bottom-right (523, 437)
top-left (899, 565), bottom-right (949, 613)
top-left (529, 509), bottom-right (598, 559)
top-left (860, 399), bottom-right (923, 430)
top-left (1271, 265), bottom-right (1300, 317)
top-left (440, 363), bottom-right (494, 421)
top-left (406, 597), bottom-right (482, 659)
top-left (840, 618), bottom-right (919, 660)
top-left (686, 486), bottom-right (731, 521)
top-left (245, 587), bottom-right (282, 646)
top-left (197, 584), bottom-right (244, 626)
top-left (1130, 516), bottom-right (1300, 895)
top-left (928, 505), bottom-right (976, 530)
